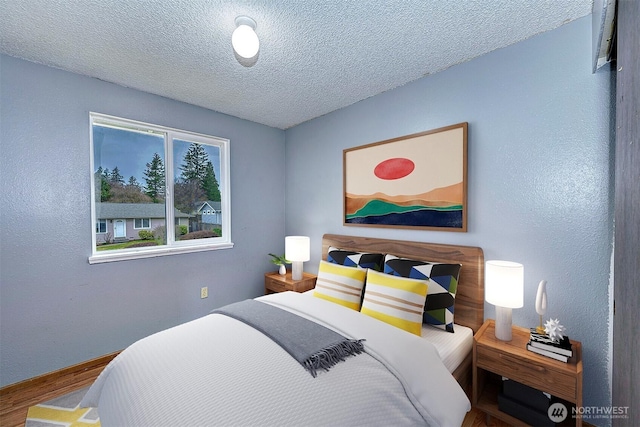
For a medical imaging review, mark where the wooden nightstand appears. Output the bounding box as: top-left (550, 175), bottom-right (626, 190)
top-left (264, 271), bottom-right (317, 295)
top-left (473, 319), bottom-right (583, 427)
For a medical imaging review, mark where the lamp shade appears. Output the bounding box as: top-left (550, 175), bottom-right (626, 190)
top-left (485, 260), bottom-right (524, 308)
top-left (285, 236), bottom-right (310, 262)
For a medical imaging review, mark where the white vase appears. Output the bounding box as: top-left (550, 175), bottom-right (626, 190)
top-left (278, 264), bottom-right (286, 275)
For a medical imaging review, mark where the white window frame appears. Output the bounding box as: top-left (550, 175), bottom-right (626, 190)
top-left (96, 219), bottom-right (107, 234)
top-left (133, 218), bottom-right (151, 229)
top-left (89, 113), bottom-right (233, 264)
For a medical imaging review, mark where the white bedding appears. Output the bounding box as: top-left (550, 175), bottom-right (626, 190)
top-left (420, 323), bottom-right (473, 373)
top-left (301, 288), bottom-right (472, 373)
top-left (82, 291), bottom-right (470, 426)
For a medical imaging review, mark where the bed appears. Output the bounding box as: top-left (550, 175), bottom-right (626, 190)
top-left (81, 234), bottom-right (484, 426)
top-left (320, 234), bottom-right (485, 392)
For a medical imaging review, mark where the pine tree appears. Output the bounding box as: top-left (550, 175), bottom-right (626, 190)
top-left (143, 153), bottom-right (165, 203)
top-left (180, 143), bottom-right (208, 184)
top-left (110, 167), bottom-right (125, 185)
top-left (100, 178), bottom-right (111, 201)
top-left (202, 161), bottom-right (221, 201)
top-left (179, 143), bottom-right (221, 202)
top-left (95, 167), bottom-right (111, 201)
top-left (127, 176), bottom-right (141, 189)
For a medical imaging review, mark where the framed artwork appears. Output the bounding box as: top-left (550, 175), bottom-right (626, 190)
top-left (343, 122), bottom-right (467, 232)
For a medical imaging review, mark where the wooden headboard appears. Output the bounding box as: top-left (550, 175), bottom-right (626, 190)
top-left (322, 234), bottom-right (485, 333)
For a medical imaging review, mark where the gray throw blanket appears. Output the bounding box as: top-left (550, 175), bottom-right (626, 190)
top-left (212, 299), bottom-right (365, 377)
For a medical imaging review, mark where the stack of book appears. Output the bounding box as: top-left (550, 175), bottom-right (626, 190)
top-left (527, 328), bottom-right (573, 362)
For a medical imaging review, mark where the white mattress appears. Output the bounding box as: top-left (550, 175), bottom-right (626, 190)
top-left (420, 323), bottom-right (473, 373)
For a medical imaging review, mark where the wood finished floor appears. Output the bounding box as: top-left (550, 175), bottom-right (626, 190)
top-left (0, 366), bottom-right (105, 427)
top-left (1, 363), bottom-right (511, 427)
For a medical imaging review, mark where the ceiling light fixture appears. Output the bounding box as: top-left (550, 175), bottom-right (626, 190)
top-left (232, 16), bottom-right (259, 59)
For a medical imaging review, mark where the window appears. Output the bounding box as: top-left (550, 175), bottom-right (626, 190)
top-left (96, 219), bottom-right (107, 234)
top-left (89, 113), bottom-right (232, 263)
top-left (134, 218), bottom-right (151, 229)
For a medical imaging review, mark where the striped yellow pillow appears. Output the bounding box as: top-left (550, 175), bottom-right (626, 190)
top-left (313, 260), bottom-right (367, 310)
top-left (360, 269), bottom-right (428, 336)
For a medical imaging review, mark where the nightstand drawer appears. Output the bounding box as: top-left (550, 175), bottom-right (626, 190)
top-left (264, 271), bottom-right (317, 294)
top-left (265, 278), bottom-right (288, 293)
top-left (476, 344), bottom-right (577, 402)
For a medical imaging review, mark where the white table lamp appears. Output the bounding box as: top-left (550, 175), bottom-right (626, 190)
top-left (485, 260), bottom-right (524, 341)
top-left (285, 236), bottom-right (310, 281)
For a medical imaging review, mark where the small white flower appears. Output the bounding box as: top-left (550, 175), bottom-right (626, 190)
top-left (544, 318), bottom-right (566, 342)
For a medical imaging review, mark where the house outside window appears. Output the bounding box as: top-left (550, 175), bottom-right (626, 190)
top-left (89, 113), bottom-right (232, 263)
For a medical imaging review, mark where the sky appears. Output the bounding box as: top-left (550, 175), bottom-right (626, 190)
top-left (93, 125), bottom-right (222, 187)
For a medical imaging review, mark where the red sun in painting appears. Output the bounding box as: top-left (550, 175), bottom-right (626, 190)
top-left (374, 158), bottom-right (415, 180)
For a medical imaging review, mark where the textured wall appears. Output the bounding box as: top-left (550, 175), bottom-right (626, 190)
top-left (285, 16), bottom-right (614, 423)
top-left (0, 55), bottom-right (286, 386)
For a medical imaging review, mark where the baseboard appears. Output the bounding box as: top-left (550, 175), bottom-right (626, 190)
top-left (0, 350), bottom-right (120, 395)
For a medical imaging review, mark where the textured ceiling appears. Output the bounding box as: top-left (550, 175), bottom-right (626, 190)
top-left (1, 0), bottom-right (592, 129)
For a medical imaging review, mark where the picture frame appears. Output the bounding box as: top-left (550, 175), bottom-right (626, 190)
top-left (343, 122), bottom-right (467, 232)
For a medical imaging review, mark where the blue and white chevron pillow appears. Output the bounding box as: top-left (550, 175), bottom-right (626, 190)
top-left (327, 246), bottom-right (384, 271)
top-left (383, 254), bottom-right (461, 333)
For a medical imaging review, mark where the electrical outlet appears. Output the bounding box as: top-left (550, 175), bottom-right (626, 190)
top-left (200, 286), bottom-right (208, 299)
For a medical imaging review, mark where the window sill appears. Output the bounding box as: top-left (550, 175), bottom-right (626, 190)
top-left (88, 242), bottom-right (234, 264)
